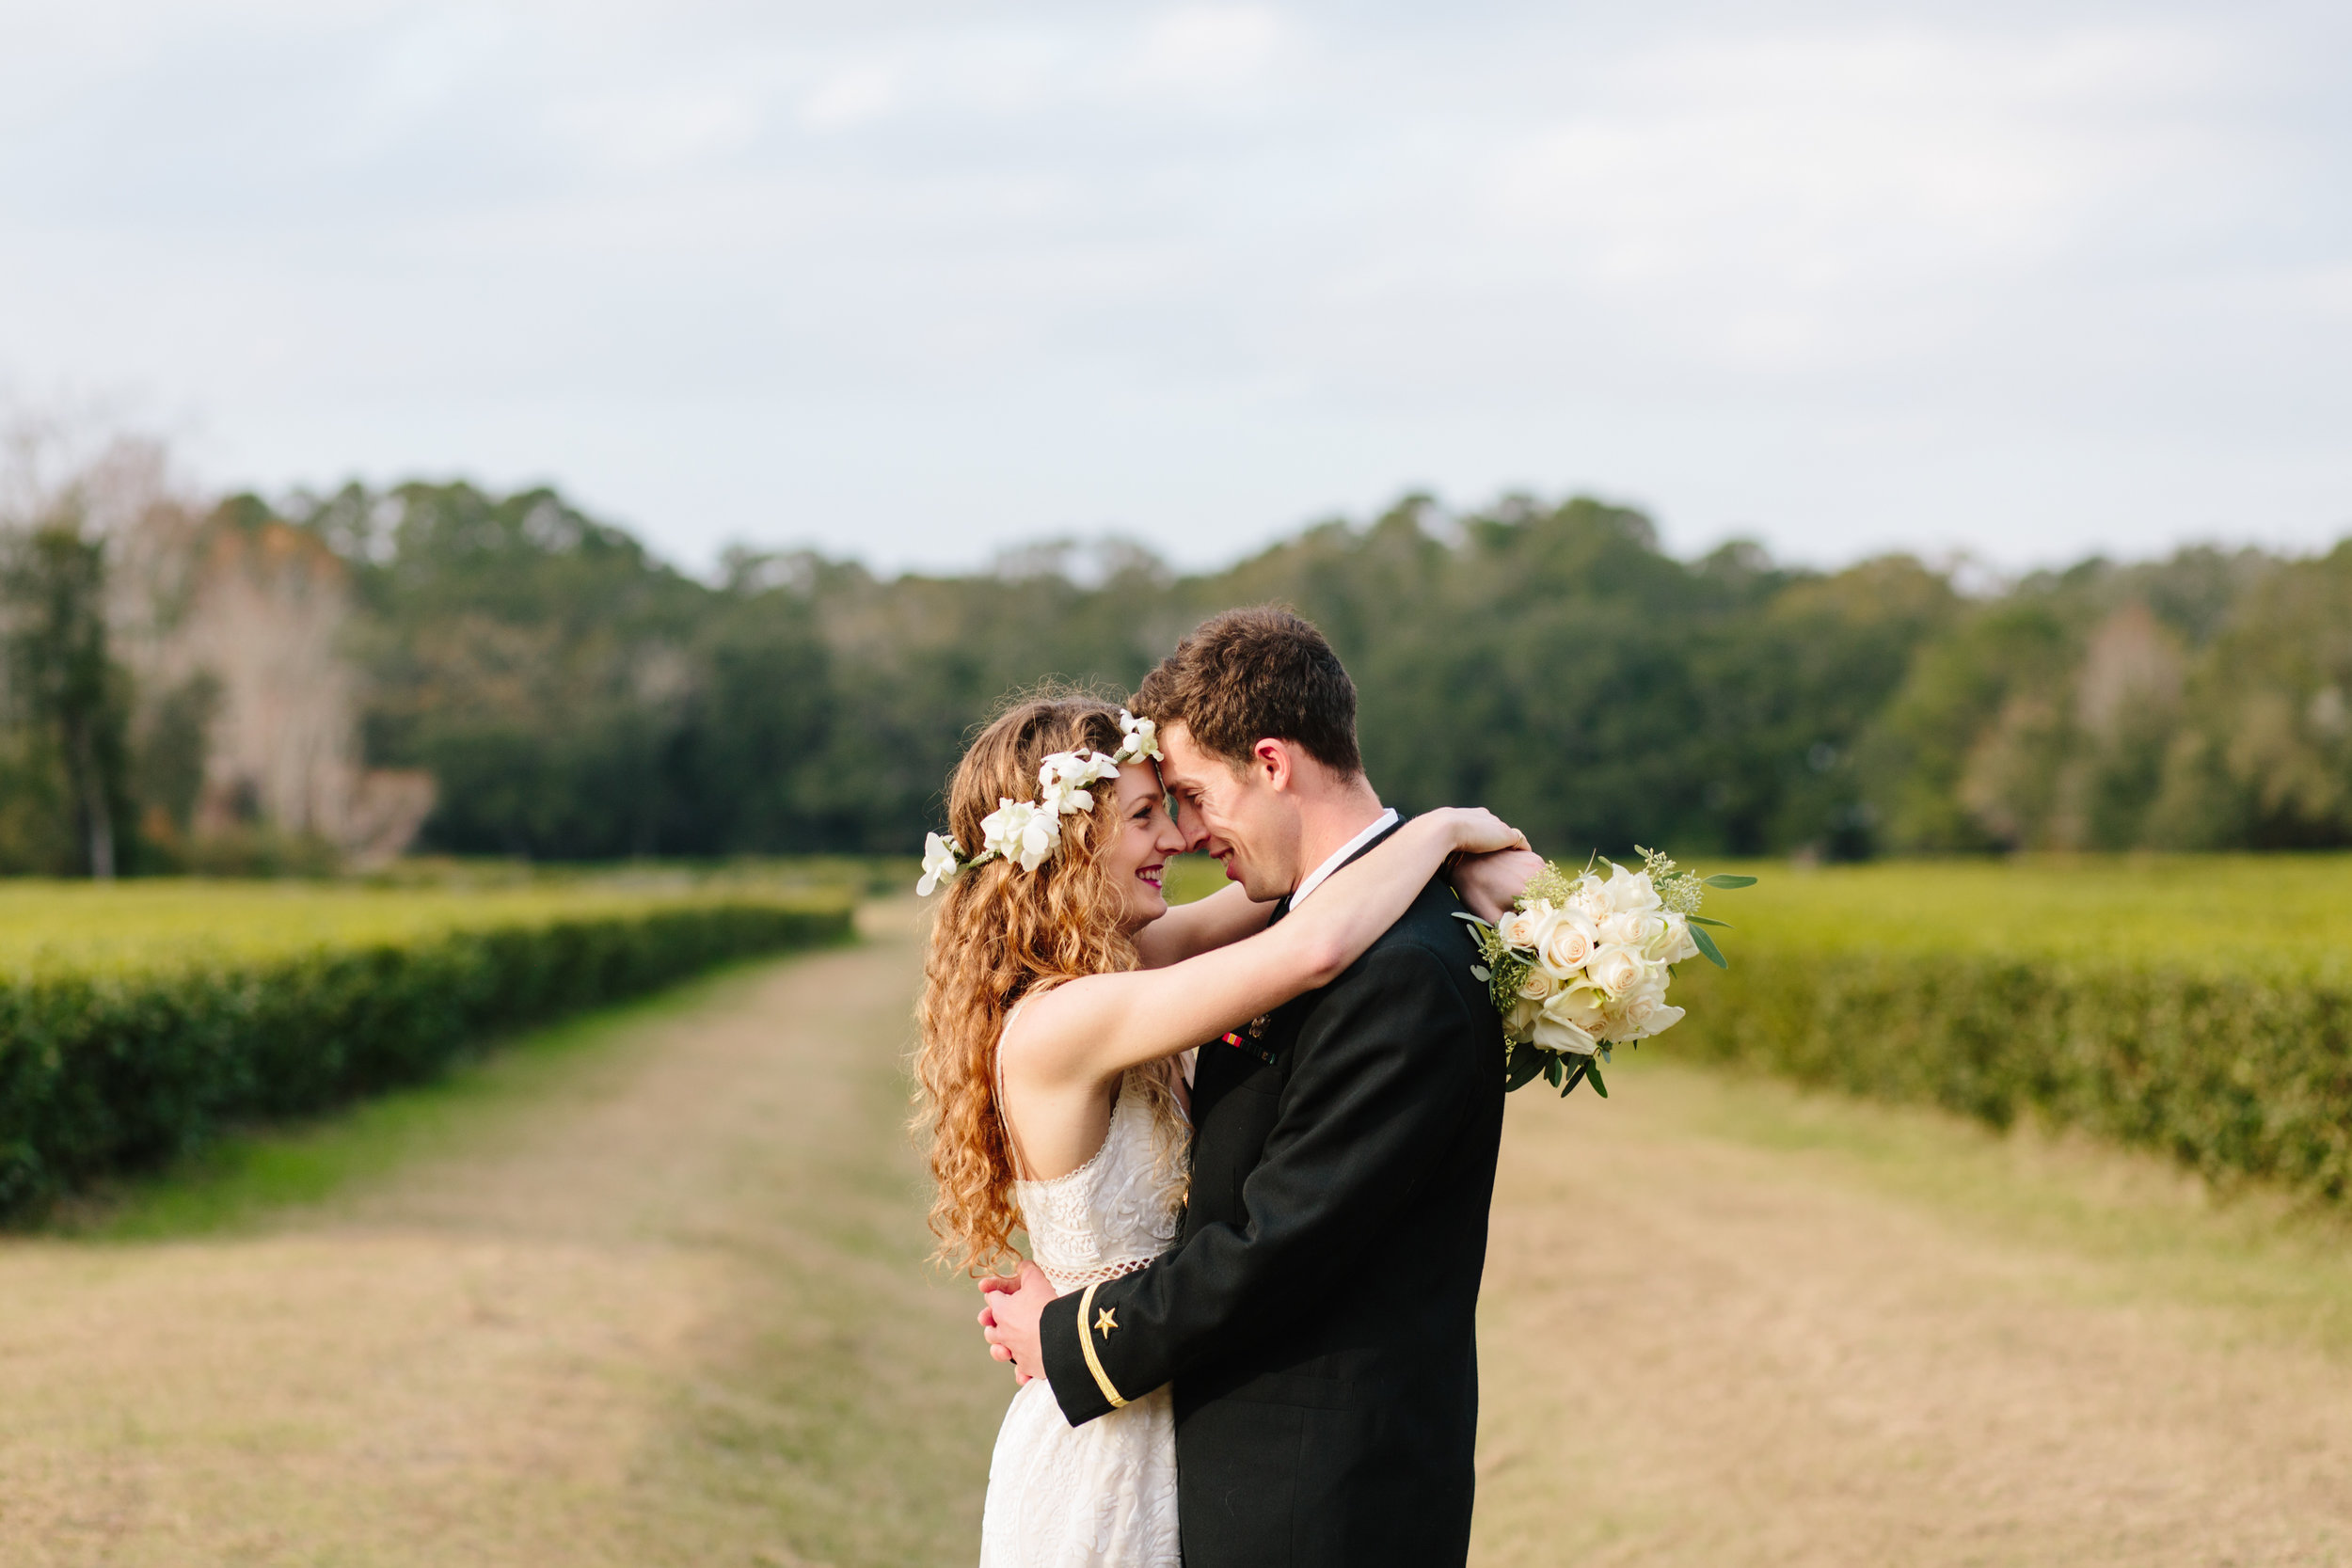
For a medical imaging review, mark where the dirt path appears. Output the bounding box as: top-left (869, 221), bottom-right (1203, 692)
top-left (4, 911), bottom-right (2349, 1566)
top-left (1474, 1065), bottom-right (2352, 1567)
top-left (0, 906), bottom-right (1005, 1567)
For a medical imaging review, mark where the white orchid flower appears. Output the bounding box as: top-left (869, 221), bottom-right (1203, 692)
top-left (981, 798), bottom-right (1063, 872)
top-left (1115, 708), bottom-right (1162, 764)
top-left (916, 832), bottom-right (965, 896)
top-left (1038, 751), bottom-right (1120, 819)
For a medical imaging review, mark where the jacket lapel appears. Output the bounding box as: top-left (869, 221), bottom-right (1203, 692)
top-left (1263, 814), bottom-right (1407, 928)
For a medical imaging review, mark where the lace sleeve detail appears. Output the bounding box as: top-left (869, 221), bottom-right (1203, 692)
top-left (1040, 1255), bottom-right (1156, 1293)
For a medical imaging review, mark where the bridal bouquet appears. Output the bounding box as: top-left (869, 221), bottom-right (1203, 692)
top-left (1455, 847), bottom-right (1755, 1100)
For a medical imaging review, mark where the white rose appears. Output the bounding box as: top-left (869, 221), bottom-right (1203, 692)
top-left (1567, 873), bottom-right (1613, 923)
top-left (1515, 966), bottom-right (1557, 1002)
top-left (1533, 1009), bottom-right (1599, 1056)
top-left (1604, 863), bottom-right (1663, 914)
top-left (1647, 912), bottom-right (1700, 964)
top-left (1537, 911), bottom-right (1599, 976)
top-left (1496, 904), bottom-right (1553, 953)
top-left (1544, 980), bottom-right (1607, 1033)
top-left (1619, 988), bottom-right (1686, 1040)
top-left (1588, 942), bottom-right (1648, 999)
top-left (1597, 909), bottom-right (1667, 949)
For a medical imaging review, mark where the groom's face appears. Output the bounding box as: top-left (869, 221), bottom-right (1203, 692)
top-left (1157, 721), bottom-right (1304, 901)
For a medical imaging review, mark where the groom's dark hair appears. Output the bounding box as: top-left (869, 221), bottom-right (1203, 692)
top-left (1136, 606), bottom-right (1363, 778)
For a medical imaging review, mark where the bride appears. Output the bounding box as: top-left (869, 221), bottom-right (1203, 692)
top-left (912, 693), bottom-right (1526, 1567)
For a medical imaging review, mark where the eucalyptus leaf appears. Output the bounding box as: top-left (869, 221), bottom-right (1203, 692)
top-left (1504, 1045), bottom-right (1549, 1092)
top-left (1470, 965), bottom-right (1491, 982)
top-left (1691, 925), bottom-right (1729, 968)
top-left (1586, 1060), bottom-right (1609, 1097)
top-left (1543, 1055), bottom-right (1565, 1088)
top-left (1560, 1059), bottom-right (1588, 1098)
top-left (1702, 874), bottom-right (1758, 889)
top-left (1688, 914), bottom-right (1731, 928)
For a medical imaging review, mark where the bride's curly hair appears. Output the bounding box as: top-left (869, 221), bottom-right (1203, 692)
top-left (914, 690), bottom-right (1187, 1275)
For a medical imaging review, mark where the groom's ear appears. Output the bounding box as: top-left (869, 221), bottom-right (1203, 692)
top-left (1251, 738), bottom-right (1296, 794)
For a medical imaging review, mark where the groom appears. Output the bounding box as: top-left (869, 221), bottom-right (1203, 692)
top-left (981, 606), bottom-right (1534, 1567)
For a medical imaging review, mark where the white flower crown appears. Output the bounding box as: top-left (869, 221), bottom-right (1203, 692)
top-left (917, 708), bottom-right (1163, 895)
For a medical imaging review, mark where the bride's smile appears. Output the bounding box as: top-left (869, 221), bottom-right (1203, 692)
top-left (1106, 768), bottom-right (1187, 933)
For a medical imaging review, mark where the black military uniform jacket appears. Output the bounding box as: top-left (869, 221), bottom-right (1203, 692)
top-left (1039, 821), bottom-right (1507, 1568)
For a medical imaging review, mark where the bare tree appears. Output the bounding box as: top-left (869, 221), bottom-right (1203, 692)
top-left (0, 410), bottom-right (183, 879)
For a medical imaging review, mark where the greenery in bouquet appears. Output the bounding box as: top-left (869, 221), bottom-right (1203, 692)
top-left (1455, 847), bottom-right (1756, 1099)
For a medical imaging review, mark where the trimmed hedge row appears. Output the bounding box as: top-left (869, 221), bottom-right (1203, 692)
top-left (1676, 949), bottom-right (2352, 1201)
top-left (0, 896), bottom-right (851, 1216)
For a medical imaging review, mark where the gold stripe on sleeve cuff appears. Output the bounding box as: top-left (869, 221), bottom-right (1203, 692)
top-left (1074, 1281), bottom-right (1129, 1410)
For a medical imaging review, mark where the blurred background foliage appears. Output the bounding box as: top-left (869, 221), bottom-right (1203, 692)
top-left (5, 451), bottom-right (2350, 871)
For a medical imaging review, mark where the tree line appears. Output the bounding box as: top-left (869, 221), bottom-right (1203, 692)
top-left (5, 467), bottom-right (2349, 872)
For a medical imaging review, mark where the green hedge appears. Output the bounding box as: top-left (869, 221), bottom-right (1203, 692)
top-left (1677, 949), bottom-right (2352, 1201)
top-left (0, 897), bottom-right (850, 1216)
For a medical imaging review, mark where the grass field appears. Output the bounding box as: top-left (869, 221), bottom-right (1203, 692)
top-left (4, 896), bottom-right (2346, 1565)
top-left (0, 875), bottom-right (855, 1217)
top-left (0, 871), bottom-right (873, 974)
top-left (1177, 847), bottom-right (2352, 958)
top-left (1687, 851), bottom-right (2352, 969)
top-left (1649, 852), bottom-right (2352, 1200)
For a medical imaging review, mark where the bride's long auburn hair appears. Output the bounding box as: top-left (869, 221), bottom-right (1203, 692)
top-left (914, 692), bottom-right (1187, 1275)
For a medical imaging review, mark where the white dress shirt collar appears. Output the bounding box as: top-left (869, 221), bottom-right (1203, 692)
top-left (1286, 807), bottom-right (1401, 910)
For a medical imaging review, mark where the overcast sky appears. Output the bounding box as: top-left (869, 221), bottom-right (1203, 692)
top-left (4, 0), bottom-right (2349, 576)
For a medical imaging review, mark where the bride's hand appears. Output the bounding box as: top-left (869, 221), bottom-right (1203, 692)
top-left (1439, 807), bottom-right (1529, 857)
top-left (1453, 845), bottom-right (1544, 925)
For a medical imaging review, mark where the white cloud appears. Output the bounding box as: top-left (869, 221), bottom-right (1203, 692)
top-left (1135, 6), bottom-right (1282, 89)
top-left (1482, 24), bottom-right (2244, 372)
top-left (0, 1), bottom-right (2346, 575)
top-left (801, 66), bottom-right (898, 131)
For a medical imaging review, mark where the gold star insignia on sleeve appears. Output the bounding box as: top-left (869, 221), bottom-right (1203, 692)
top-left (1094, 1307), bottom-right (1119, 1338)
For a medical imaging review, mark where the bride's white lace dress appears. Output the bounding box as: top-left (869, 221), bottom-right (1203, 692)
top-left (979, 1069), bottom-right (1185, 1568)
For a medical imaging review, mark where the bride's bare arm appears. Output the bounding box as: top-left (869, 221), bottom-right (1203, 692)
top-left (1132, 881), bottom-right (1277, 969)
top-left (1004, 808), bottom-right (1523, 1094)
top-left (1136, 842), bottom-right (1546, 970)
